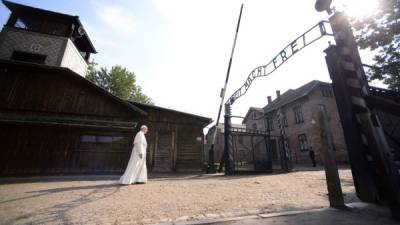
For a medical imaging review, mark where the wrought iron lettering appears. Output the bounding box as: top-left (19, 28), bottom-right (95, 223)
top-left (227, 20), bottom-right (331, 105)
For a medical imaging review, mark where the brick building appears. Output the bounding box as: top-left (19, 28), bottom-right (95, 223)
top-left (205, 123), bottom-right (252, 165)
top-left (242, 107), bottom-right (265, 131)
top-left (244, 80), bottom-right (349, 165)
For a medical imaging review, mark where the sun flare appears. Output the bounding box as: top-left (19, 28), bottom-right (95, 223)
top-left (339, 0), bottom-right (380, 18)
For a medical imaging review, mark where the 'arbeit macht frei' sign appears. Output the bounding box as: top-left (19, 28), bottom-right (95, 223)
top-left (227, 21), bottom-right (332, 105)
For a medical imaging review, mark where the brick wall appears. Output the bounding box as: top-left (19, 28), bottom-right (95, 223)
top-left (266, 86), bottom-right (348, 165)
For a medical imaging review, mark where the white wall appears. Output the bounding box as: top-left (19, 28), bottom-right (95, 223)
top-left (60, 39), bottom-right (88, 76)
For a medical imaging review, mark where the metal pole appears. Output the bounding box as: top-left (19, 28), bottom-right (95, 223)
top-left (224, 103), bottom-right (235, 174)
top-left (208, 4), bottom-right (243, 173)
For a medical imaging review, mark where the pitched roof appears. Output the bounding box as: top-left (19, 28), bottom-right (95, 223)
top-left (2, 0), bottom-right (96, 53)
top-left (263, 80), bottom-right (331, 113)
top-left (242, 107), bottom-right (264, 124)
top-left (0, 59), bottom-right (147, 116)
top-left (130, 102), bottom-right (212, 126)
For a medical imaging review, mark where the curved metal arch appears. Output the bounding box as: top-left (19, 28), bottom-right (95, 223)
top-left (227, 20), bottom-right (332, 105)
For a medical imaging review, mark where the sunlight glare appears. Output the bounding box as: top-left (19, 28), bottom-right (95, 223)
top-left (340, 0), bottom-right (379, 18)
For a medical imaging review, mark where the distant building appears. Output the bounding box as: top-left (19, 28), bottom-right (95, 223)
top-left (242, 107), bottom-right (266, 131)
top-left (205, 123), bottom-right (251, 164)
top-left (244, 80), bottom-right (349, 165)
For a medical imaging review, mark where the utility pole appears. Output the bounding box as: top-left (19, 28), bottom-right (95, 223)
top-left (208, 4), bottom-right (243, 173)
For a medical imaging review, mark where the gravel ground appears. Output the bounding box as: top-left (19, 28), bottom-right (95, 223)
top-left (0, 168), bottom-right (358, 225)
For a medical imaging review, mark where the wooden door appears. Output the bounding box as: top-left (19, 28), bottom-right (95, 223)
top-left (152, 131), bottom-right (173, 172)
top-left (177, 128), bottom-right (202, 171)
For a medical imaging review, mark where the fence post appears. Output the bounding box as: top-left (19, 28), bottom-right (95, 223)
top-left (276, 108), bottom-right (291, 171)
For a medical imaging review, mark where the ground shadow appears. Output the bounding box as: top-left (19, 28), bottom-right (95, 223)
top-left (3, 182), bottom-right (121, 225)
top-left (0, 183), bottom-right (119, 204)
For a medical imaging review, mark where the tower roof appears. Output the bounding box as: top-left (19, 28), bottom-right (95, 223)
top-left (2, 0), bottom-right (97, 53)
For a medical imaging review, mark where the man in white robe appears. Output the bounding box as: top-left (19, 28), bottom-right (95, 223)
top-left (119, 125), bottom-right (148, 184)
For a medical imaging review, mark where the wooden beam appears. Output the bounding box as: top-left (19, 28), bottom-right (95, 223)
top-left (366, 95), bottom-right (400, 116)
top-left (318, 108), bottom-right (345, 207)
top-left (0, 112), bottom-right (138, 130)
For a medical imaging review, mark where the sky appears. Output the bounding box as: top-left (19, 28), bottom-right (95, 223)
top-left (0, 0), bottom-right (382, 131)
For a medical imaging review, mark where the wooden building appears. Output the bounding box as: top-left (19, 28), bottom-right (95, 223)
top-left (0, 0), bottom-right (96, 76)
top-left (0, 60), bottom-right (147, 176)
top-left (0, 1), bottom-right (212, 176)
top-left (131, 102), bottom-right (212, 172)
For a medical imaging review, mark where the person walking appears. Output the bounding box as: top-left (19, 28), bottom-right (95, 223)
top-left (119, 125), bottom-right (148, 184)
top-left (309, 147), bottom-right (316, 167)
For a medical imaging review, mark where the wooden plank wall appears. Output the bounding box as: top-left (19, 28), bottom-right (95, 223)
top-left (152, 130), bottom-right (173, 172)
top-left (0, 66), bottom-right (135, 119)
top-left (0, 124), bottom-right (135, 176)
top-left (176, 126), bottom-right (203, 171)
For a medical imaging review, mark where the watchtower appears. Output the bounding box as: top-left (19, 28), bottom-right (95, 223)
top-left (0, 0), bottom-right (96, 76)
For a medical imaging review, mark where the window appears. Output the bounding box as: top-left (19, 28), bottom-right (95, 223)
top-left (14, 18), bottom-right (27, 29)
top-left (282, 111), bottom-right (288, 127)
top-left (79, 135), bottom-right (130, 151)
top-left (11, 51), bottom-right (47, 64)
top-left (298, 134), bottom-right (309, 151)
top-left (238, 136), bottom-right (243, 144)
top-left (252, 111), bottom-right (257, 120)
top-left (80, 135), bottom-right (114, 143)
top-left (252, 123), bottom-right (257, 130)
top-left (293, 105), bottom-right (304, 124)
top-left (11, 16), bottom-right (69, 36)
top-left (318, 104), bottom-right (330, 120)
top-left (321, 87), bottom-right (333, 97)
top-left (266, 117), bottom-right (274, 131)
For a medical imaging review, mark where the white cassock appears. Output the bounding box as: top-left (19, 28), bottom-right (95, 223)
top-left (119, 131), bottom-right (147, 184)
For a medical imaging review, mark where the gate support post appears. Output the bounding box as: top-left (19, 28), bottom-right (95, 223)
top-left (276, 108), bottom-right (292, 171)
top-left (318, 107), bottom-right (345, 208)
top-left (326, 11), bottom-right (400, 217)
top-left (224, 103), bottom-right (235, 175)
top-left (325, 42), bottom-right (379, 204)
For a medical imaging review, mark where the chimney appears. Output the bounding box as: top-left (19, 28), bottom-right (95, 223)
top-left (276, 90), bottom-right (281, 98)
top-left (267, 96), bottom-right (272, 104)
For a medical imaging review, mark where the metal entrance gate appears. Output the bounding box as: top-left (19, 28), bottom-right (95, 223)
top-left (227, 125), bottom-right (289, 173)
top-left (230, 127), bottom-right (271, 172)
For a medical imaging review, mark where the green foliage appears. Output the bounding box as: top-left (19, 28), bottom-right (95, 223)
top-left (351, 0), bottom-right (400, 91)
top-left (85, 60), bottom-right (154, 104)
top-left (85, 59), bottom-right (98, 83)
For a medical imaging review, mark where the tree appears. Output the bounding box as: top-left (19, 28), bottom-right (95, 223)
top-left (86, 59), bottom-right (98, 83)
top-left (85, 60), bottom-right (154, 104)
top-left (351, 0), bottom-right (400, 91)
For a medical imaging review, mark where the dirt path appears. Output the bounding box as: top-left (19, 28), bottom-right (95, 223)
top-left (0, 168), bottom-right (358, 224)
